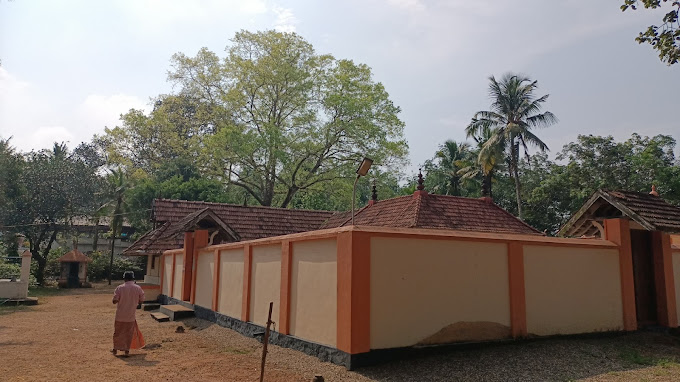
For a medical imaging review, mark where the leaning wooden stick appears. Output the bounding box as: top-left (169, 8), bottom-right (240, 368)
top-left (260, 301), bottom-right (273, 382)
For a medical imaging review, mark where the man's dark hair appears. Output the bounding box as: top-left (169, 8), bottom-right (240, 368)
top-left (123, 271), bottom-right (135, 281)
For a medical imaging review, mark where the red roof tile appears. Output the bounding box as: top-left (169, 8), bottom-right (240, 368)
top-left (322, 193), bottom-right (541, 235)
top-left (125, 199), bottom-right (334, 255)
top-left (57, 249), bottom-right (92, 263)
top-left (126, 193), bottom-right (540, 256)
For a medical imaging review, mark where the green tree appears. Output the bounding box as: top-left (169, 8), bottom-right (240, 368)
top-left (457, 128), bottom-right (506, 198)
top-left (100, 168), bottom-right (131, 285)
top-left (1, 143), bottom-right (99, 285)
top-left (423, 141), bottom-right (473, 196)
top-left (621, 0), bottom-right (680, 65)
top-left (465, 73), bottom-right (557, 219)
top-left (169, 30), bottom-right (408, 207)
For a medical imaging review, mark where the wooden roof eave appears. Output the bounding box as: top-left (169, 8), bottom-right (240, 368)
top-left (598, 192), bottom-right (657, 231)
top-left (558, 191), bottom-right (606, 237)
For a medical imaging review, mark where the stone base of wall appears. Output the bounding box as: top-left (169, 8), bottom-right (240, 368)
top-left (159, 294), bottom-right (356, 368)
top-left (159, 295), bottom-right (629, 370)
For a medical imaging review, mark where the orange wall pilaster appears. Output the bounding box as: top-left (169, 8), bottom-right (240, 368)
top-left (182, 232), bottom-right (195, 301)
top-left (604, 218), bottom-right (637, 330)
top-left (190, 230), bottom-right (209, 304)
top-left (241, 244), bottom-right (252, 322)
top-left (507, 242), bottom-right (527, 337)
top-left (212, 249), bottom-right (221, 311)
top-left (652, 231), bottom-right (678, 328)
top-left (337, 231), bottom-right (371, 354)
top-left (279, 240), bottom-right (293, 334)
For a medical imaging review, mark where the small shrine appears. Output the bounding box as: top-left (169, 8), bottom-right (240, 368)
top-left (57, 246), bottom-right (92, 288)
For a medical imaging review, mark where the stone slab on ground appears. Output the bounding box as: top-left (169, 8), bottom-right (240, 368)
top-left (142, 303), bottom-right (160, 311)
top-left (0, 297), bottom-right (38, 306)
top-left (150, 312), bottom-right (170, 322)
top-left (159, 304), bottom-right (194, 320)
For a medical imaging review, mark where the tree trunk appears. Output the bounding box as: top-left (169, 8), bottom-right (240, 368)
top-left (482, 172), bottom-right (492, 198)
top-left (510, 138), bottom-right (523, 219)
top-left (513, 165), bottom-right (523, 219)
top-left (108, 235), bottom-right (115, 285)
top-left (279, 186), bottom-right (299, 208)
top-left (33, 252), bottom-right (46, 286)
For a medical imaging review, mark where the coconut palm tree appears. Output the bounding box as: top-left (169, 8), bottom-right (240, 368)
top-left (100, 168), bottom-right (131, 284)
top-left (465, 73), bottom-right (557, 219)
top-left (431, 140), bottom-right (472, 196)
top-left (458, 128), bottom-right (504, 198)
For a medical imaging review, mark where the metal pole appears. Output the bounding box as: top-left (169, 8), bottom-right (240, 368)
top-left (259, 301), bottom-right (274, 382)
top-left (351, 175), bottom-right (360, 226)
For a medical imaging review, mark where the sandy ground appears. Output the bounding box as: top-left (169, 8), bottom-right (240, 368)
top-left (3, 284), bottom-right (680, 381)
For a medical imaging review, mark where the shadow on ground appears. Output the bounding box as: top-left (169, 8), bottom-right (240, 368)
top-left (354, 332), bottom-right (680, 382)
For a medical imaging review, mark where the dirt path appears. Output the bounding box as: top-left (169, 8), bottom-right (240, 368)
top-left (3, 285), bottom-right (680, 381)
top-left (0, 284), bottom-right (364, 382)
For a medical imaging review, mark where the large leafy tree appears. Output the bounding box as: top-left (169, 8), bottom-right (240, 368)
top-left (621, 0), bottom-right (680, 65)
top-left (1, 143), bottom-right (99, 285)
top-left (167, 30), bottom-right (408, 207)
top-left (465, 73), bottom-right (557, 219)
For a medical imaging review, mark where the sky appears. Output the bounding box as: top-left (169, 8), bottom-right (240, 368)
top-left (1, 0), bottom-right (678, 173)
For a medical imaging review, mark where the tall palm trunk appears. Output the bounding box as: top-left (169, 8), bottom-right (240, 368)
top-left (481, 169), bottom-right (494, 198)
top-left (510, 139), bottom-right (523, 219)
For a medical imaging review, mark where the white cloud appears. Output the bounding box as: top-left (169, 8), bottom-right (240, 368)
top-left (0, 67), bottom-right (147, 152)
top-left (241, 0), bottom-right (268, 14)
top-left (273, 6), bottom-right (298, 33)
top-left (76, 94), bottom-right (147, 131)
top-left (386, 0), bottom-right (425, 12)
top-left (29, 126), bottom-right (75, 149)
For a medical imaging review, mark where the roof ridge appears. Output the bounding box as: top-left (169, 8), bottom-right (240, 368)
top-left (411, 193), bottom-right (424, 228)
top-left (154, 198), bottom-right (334, 214)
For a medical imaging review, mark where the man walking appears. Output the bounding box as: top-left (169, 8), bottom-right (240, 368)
top-left (111, 271), bottom-right (145, 357)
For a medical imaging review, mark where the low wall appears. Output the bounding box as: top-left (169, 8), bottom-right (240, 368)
top-left (370, 238), bottom-right (510, 349)
top-left (524, 245), bottom-right (623, 335)
top-left (0, 280), bottom-right (28, 299)
top-left (673, 248), bottom-right (680, 322)
top-left (160, 224), bottom-right (639, 369)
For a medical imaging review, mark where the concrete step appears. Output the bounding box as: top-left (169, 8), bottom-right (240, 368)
top-left (142, 303), bottom-right (161, 311)
top-left (159, 304), bottom-right (194, 321)
top-left (151, 312), bottom-right (170, 322)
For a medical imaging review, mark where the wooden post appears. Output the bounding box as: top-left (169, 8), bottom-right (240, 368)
top-left (260, 301), bottom-right (273, 382)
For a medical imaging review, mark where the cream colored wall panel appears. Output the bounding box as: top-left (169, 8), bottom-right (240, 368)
top-left (218, 249), bottom-right (244, 318)
top-left (673, 252), bottom-right (680, 323)
top-left (371, 237), bottom-right (510, 349)
top-left (524, 245), bottom-right (622, 336)
top-left (162, 255), bottom-right (173, 295)
top-left (194, 252), bottom-right (215, 309)
top-left (172, 254), bottom-right (184, 299)
top-left (290, 239), bottom-right (337, 347)
top-left (249, 245), bottom-right (281, 326)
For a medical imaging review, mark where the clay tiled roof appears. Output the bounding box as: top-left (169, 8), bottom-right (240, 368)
top-left (57, 249), bottom-right (92, 263)
top-left (124, 199), bottom-right (334, 256)
top-left (322, 192), bottom-right (542, 235)
top-left (161, 207), bottom-right (240, 241)
top-left (559, 189), bottom-right (680, 237)
top-left (605, 190), bottom-right (680, 232)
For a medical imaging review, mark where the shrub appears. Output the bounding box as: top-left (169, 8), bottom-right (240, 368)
top-left (87, 251), bottom-right (142, 281)
top-left (0, 258), bottom-right (20, 279)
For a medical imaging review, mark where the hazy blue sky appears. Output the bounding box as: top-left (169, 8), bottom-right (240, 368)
top-left (1, 0), bottom-right (678, 172)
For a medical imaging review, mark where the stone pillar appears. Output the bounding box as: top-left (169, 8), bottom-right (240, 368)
top-left (20, 250), bottom-right (31, 283)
